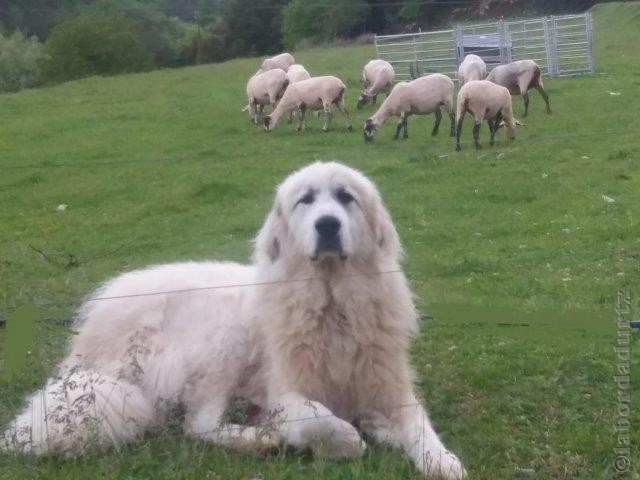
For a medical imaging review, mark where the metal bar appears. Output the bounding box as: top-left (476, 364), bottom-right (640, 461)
top-left (375, 12), bottom-right (593, 78)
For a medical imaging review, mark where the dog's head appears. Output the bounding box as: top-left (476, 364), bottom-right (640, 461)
top-left (254, 162), bottom-right (400, 266)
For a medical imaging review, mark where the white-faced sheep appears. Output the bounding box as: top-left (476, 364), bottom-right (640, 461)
top-left (363, 73), bottom-right (455, 142)
top-left (284, 64), bottom-right (312, 123)
top-left (245, 68), bottom-right (289, 124)
top-left (260, 52), bottom-right (295, 72)
top-left (357, 59), bottom-right (395, 109)
top-left (486, 59), bottom-right (551, 116)
top-left (455, 80), bottom-right (517, 151)
top-left (264, 76), bottom-right (352, 133)
top-left (457, 54), bottom-right (487, 86)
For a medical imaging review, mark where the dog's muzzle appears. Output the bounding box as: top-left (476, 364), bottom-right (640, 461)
top-left (312, 215), bottom-right (344, 259)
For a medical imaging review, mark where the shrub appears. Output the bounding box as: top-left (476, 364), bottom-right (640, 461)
top-left (41, 12), bottom-right (155, 84)
top-left (0, 31), bottom-right (46, 93)
top-left (282, 0), bottom-right (370, 50)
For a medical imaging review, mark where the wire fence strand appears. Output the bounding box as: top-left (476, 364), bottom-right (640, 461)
top-left (1, 128), bottom-right (639, 173)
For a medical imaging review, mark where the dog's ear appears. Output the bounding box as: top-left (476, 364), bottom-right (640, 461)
top-left (253, 201), bottom-right (286, 263)
top-left (369, 189), bottom-right (402, 261)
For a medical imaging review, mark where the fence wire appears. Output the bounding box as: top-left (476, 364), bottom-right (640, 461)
top-left (1, 128), bottom-right (638, 173)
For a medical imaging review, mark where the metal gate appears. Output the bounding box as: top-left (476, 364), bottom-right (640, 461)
top-left (374, 12), bottom-right (594, 80)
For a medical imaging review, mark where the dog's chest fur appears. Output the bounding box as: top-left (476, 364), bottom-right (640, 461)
top-left (270, 278), bottom-right (386, 417)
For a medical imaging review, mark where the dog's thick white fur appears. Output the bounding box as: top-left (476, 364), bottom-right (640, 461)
top-left (3, 162), bottom-right (465, 479)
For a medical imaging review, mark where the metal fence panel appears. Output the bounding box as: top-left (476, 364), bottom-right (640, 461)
top-left (374, 12), bottom-right (594, 80)
top-left (374, 29), bottom-right (457, 80)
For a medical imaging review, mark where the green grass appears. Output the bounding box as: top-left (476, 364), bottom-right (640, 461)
top-left (1, 2), bottom-right (639, 478)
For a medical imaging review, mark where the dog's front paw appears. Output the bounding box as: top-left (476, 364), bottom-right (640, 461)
top-left (421, 449), bottom-right (467, 479)
top-left (311, 416), bottom-right (366, 459)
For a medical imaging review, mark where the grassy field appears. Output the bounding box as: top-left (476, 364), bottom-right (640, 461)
top-left (1, 2), bottom-right (639, 478)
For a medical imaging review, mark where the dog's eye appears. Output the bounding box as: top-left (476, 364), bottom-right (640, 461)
top-left (298, 192), bottom-right (315, 205)
top-left (336, 189), bottom-right (354, 205)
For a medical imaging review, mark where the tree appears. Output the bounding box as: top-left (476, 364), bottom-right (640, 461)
top-left (0, 31), bottom-right (46, 92)
top-left (282, 0), bottom-right (371, 49)
top-left (41, 12), bottom-right (155, 83)
top-left (221, 0), bottom-right (288, 57)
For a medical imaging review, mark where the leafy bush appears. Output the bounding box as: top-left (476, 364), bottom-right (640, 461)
top-left (178, 22), bottom-right (231, 65)
top-left (0, 31), bottom-right (46, 93)
top-left (282, 0), bottom-right (370, 49)
top-left (221, 0), bottom-right (288, 57)
top-left (108, 3), bottom-right (195, 68)
top-left (41, 12), bottom-right (155, 83)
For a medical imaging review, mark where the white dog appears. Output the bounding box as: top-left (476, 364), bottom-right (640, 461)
top-left (3, 162), bottom-right (465, 479)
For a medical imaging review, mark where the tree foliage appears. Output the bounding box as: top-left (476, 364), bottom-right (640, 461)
top-left (0, 0), bottom-right (617, 92)
top-left (41, 12), bottom-right (155, 83)
top-left (0, 31), bottom-right (46, 92)
top-left (220, 0), bottom-right (288, 57)
top-left (282, 0), bottom-right (370, 49)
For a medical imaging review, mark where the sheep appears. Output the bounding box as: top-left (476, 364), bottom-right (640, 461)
top-left (363, 73), bottom-right (455, 142)
top-left (457, 54), bottom-right (487, 86)
top-left (286, 64), bottom-right (311, 83)
top-left (259, 52), bottom-right (295, 73)
top-left (284, 64), bottom-right (312, 123)
top-left (455, 80), bottom-right (517, 151)
top-left (357, 59), bottom-right (395, 109)
top-left (244, 68), bottom-right (289, 125)
top-left (486, 59), bottom-right (551, 116)
top-left (264, 76), bottom-right (352, 133)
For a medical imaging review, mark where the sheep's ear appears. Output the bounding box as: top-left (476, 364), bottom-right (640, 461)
top-left (253, 202), bottom-right (286, 263)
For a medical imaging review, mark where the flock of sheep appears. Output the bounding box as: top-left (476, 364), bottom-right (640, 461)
top-left (245, 52), bottom-right (552, 150)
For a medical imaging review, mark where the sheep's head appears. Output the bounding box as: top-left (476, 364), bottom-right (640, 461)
top-left (357, 93), bottom-right (372, 109)
top-left (363, 118), bottom-right (378, 142)
top-left (263, 115), bottom-right (273, 131)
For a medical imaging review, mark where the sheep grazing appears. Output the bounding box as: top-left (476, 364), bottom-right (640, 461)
top-left (457, 54), bottom-right (487, 86)
top-left (286, 64), bottom-right (311, 83)
top-left (455, 80), bottom-right (517, 151)
top-left (363, 73), bottom-right (455, 142)
top-left (284, 64), bottom-right (312, 123)
top-left (357, 59), bottom-right (395, 109)
top-left (264, 76), bottom-right (352, 133)
top-left (245, 68), bottom-right (289, 124)
top-left (486, 59), bottom-right (551, 116)
top-left (259, 52), bottom-right (295, 73)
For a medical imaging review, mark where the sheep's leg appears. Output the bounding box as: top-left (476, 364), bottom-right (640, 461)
top-left (490, 111), bottom-right (502, 146)
top-left (248, 101), bottom-right (258, 124)
top-left (472, 120), bottom-right (482, 149)
top-left (522, 92), bottom-right (530, 117)
top-left (257, 104), bottom-right (265, 124)
top-left (431, 108), bottom-right (442, 136)
top-left (518, 77), bottom-right (531, 117)
top-left (535, 84), bottom-right (551, 114)
top-left (447, 107), bottom-right (456, 137)
top-left (322, 101), bottom-right (333, 132)
top-left (487, 120), bottom-right (496, 146)
top-left (334, 97), bottom-right (352, 132)
top-left (372, 94), bottom-right (378, 106)
top-left (394, 116), bottom-right (403, 140)
top-left (297, 104), bottom-right (307, 132)
top-left (455, 113), bottom-right (465, 151)
top-left (394, 112), bottom-right (408, 140)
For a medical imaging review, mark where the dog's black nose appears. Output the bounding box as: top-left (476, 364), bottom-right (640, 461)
top-left (315, 215), bottom-right (341, 238)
